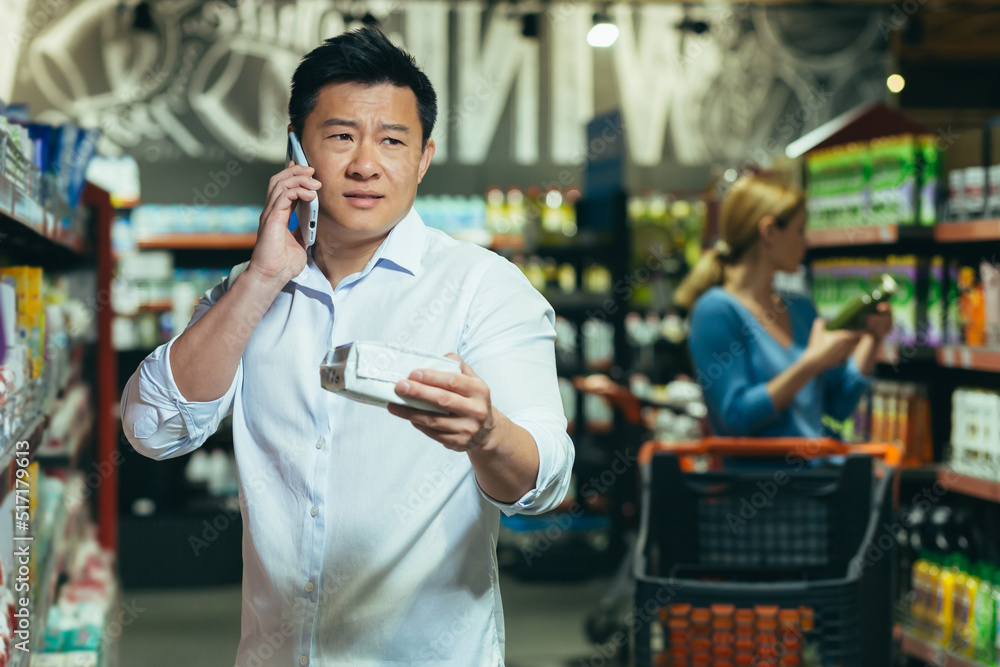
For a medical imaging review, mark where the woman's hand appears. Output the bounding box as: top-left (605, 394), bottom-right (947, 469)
top-left (864, 302), bottom-right (893, 341)
top-left (247, 163), bottom-right (321, 286)
top-left (803, 318), bottom-right (863, 372)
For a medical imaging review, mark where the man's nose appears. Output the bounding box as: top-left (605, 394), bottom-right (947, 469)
top-left (347, 141), bottom-right (379, 179)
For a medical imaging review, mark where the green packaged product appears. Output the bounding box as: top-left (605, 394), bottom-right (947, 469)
top-left (918, 135), bottom-right (940, 226)
top-left (973, 565), bottom-right (996, 662)
top-left (827, 273), bottom-right (897, 331)
top-left (870, 135), bottom-right (918, 225)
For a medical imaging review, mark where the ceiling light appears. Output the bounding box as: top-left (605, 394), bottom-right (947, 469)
top-left (887, 74), bottom-right (905, 94)
top-left (587, 12), bottom-right (618, 48)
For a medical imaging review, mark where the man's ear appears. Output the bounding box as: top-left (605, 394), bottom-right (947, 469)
top-left (417, 139), bottom-right (435, 184)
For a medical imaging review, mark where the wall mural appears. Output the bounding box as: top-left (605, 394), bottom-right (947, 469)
top-left (9, 0), bottom-right (889, 168)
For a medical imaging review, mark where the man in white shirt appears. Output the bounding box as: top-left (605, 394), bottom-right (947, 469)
top-left (121, 26), bottom-right (573, 667)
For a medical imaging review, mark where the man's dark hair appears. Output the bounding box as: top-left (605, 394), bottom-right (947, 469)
top-left (289, 27), bottom-right (437, 148)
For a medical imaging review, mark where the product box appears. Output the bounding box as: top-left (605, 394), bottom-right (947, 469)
top-left (946, 260), bottom-right (962, 345)
top-left (964, 167), bottom-right (986, 219)
top-left (917, 135), bottom-right (940, 226)
top-left (870, 135), bottom-right (917, 225)
top-left (948, 169), bottom-right (966, 221)
top-left (951, 388), bottom-right (970, 474)
top-left (989, 165), bottom-right (1000, 219)
top-left (1, 266), bottom-right (44, 377)
top-left (925, 257), bottom-right (945, 347)
top-left (319, 342), bottom-right (461, 414)
top-left (981, 260), bottom-right (1000, 347)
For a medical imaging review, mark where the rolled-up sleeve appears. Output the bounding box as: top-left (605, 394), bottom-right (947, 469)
top-left (457, 257), bottom-right (574, 516)
top-left (121, 279), bottom-right (241, 461)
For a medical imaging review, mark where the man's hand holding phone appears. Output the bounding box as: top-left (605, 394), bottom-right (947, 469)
top-left (248, 163), bottom-right (321, 286)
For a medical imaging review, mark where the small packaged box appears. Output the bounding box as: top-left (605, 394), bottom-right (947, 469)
top-left (320, 342), bottom-right (461, 414)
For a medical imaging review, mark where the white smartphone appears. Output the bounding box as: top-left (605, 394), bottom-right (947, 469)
top-left (286, 130), bottom-right (318, 247)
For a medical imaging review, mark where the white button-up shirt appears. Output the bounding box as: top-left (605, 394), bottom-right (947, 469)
top-left (121, 207), bottom-right (574, 666)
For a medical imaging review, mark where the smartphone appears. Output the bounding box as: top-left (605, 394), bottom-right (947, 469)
top-left (286, 130), bottom-right (318, 247)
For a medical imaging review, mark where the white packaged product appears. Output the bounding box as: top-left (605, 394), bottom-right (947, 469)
top-left (964, 167), bottom-right (986, 218)
top-left (989, 165), bottom-right (1000, 217)
top-left (949, 388), bottom-right (968, 474)
top-left (948, 170), bottom-right (965, 220)
top-left (320, 342), bottom-right (461, 414)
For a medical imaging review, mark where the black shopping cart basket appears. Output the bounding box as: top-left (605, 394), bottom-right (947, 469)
top-left (632, 437), bottom-right (900, 667)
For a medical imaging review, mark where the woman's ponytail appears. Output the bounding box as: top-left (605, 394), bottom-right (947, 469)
top-left (674, 174), bottom-right (804, 313)
top-left (674, 248), bottom-right (725, 312)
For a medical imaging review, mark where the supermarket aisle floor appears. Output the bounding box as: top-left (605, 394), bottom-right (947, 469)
top-left (119, 577), bottom-right (613, 666)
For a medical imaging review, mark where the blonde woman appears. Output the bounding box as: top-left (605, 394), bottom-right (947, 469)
top-left (676, 174), bottom-right (892, 438)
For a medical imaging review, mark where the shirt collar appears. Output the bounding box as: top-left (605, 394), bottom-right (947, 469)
top-left (290, 206), bottom-right (426, 293)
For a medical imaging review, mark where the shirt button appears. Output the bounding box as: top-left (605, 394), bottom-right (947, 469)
top-left (305, 581), bottom-right (315, 593)
top-left (299, 656), bottom-right (309, 666)
top-left (310, 506), bottom-right (319, 517)
top-left (315, 438), bottom-right (323, 450)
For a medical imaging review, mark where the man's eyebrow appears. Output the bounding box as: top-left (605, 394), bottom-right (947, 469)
top-left (380, 122), bottom-right (410, 134)
top-left (320, 118), bottom-right (410, 134)
top-left (322, 118), bottom-right (359, 128)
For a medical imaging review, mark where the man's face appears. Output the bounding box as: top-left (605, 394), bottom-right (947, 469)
top-left (298, 82), bottom-right (434, 241)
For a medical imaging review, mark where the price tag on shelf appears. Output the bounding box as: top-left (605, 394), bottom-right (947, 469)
top-left (879, 225), bottom-right (893, 242)
top-left (960, 347), bottom-right (974, 369)
top-left (942, 347), bottom-right (956, 367)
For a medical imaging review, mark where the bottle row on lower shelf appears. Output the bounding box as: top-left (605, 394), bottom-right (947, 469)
top-left (3, 474), bottom-right (118, 667)
top-left (875, 342), bottom-right (1000, 374)
top-left (903, 629), bottom-right (996, 667)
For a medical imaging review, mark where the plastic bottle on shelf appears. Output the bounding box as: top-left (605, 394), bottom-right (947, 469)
top-left (954, 558), bottom-right (978, 656)
top-left (959, 266), bottom-right (985, 347)
top-left (540, 187), bottom-right (565, 246)
top-left (505, 186), bottom-right (526, 236)
top-left (562, 186), bottom-right (580, 239)
top-left (911, 552), bottom-right (931, 632)
top-left (992, 566), bottom-right (1000, 664)
top-left (972, 564), bottom-right (996, 662)
top-left (938, 555), bottom-right (958, 646)
top-left (926, 555), bottom-right (943, 639)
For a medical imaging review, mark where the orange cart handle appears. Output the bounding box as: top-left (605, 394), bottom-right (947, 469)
top-left (572, 375), bottom-right (643, 425)
top-left (638, 437), bottom-right (902, 467)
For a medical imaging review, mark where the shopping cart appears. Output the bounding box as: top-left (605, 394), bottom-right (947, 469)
top-left (632, 438), bottom-right (901, 667)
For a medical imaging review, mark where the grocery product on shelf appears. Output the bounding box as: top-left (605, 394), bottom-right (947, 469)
top-left (582, 318), bottom-right (614, 371)
top-left (910, 553), bottom-right (1000, 664)
top-left (848, 380), bottom-right (932, 465)
top-left (811, 256), bottom-right (942, 348)
top-left (0, 267), bottom-right (93, 448)
top-left (416, 193), bottom-right (489, 245)
top-left (806, 133), bottom-right (940, 230)
top-left (112, 257), bottom-right (229, 350)
top-left (129, 204), bottom-right (260, 238)
top-left (950, 387), bottom-right (1000, 481)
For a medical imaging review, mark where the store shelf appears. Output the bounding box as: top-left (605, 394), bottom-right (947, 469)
top-left (937, 467), bottom-right (1000, 503)
top-left (534, 242), bottom-right (614, 262)
top-left (901, 629), bottom-right (992, 667)
top-left (35, 414), bottom-right (95, 468)
top-left (805, 223), bottom-right (934, 248)
top-left (934, 219), bottom-right (1000, 242)
top-left (489, 233), bottom-right (526, 251)
top-left (136, 232), bottom-right (257, 250)
top-left (543, 291), bottom-right (610, 314)
top-left (135, 298), bottom-right (173, 312)
top-left (937, 346), bottom-right (1000, 372)
top-left (806, 224), bottom-right (899, 247)
top-left (0, 181), bottom-right (87, 258)
top-left (875, 342), bottom-right (937, 365)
